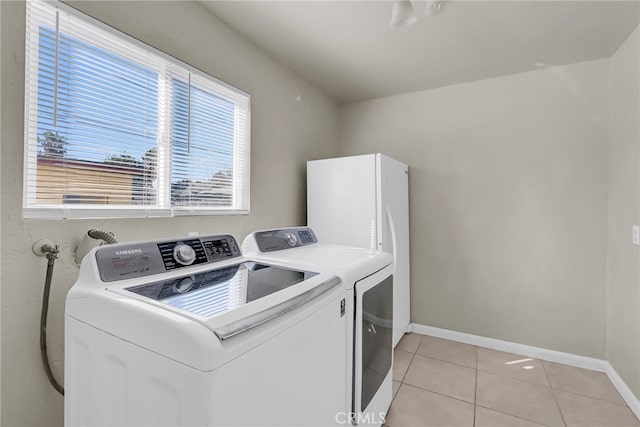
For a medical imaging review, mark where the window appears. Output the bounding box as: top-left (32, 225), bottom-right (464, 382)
top-left (24, 0), bottom-right (250, 219)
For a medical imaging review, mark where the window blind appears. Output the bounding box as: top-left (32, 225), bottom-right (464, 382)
top-left (24, 0), bottom-right (251, 219)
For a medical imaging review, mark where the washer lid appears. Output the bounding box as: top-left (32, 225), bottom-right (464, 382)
top-left (124, 261), bottom-right (318, 318)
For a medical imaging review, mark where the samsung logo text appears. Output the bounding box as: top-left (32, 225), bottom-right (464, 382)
top-left (115, 249), bottom-right (143, 256)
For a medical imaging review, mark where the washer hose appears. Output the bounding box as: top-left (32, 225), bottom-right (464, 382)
top-left (40, 246), bottom-right (64, 396)
top-left (87, 228), bottom-right (117, 244)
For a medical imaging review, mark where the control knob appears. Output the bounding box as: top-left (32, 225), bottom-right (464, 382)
top-left (174, 244), bottom-right (196, 265)
top-left (285, 232), bottom-right (298, 247)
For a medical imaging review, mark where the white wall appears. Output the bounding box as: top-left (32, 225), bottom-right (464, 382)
top-left (340, 59), bottom-right (610, 359)
top-left (0, 1), bottom-right (340, 425)
top-left (607, 25), bottom-right (640, 399)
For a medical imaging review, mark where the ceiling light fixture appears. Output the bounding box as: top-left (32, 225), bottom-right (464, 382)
top-left (425, 0), bottom-right (445, 17)
top-left (390, 0), bottom-right (418, 28)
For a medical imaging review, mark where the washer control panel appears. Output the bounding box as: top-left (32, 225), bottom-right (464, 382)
top-left (254, 227), bottom-right (318, 253)
top-left (95, 234), bottom-right (240, 282)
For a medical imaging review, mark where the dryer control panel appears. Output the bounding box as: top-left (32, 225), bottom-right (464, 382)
top-left (95, 234), bottom-right (241, 282)
top-left (253, 227), bottom-right (318, 253)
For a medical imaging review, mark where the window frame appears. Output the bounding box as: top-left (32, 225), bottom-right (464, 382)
top-left (23, 0), bottom-right (251, 220)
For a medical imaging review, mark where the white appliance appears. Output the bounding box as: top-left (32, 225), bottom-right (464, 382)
top-left (243, 227), bottom-right (394, 427)
top-left (65, 233), bottom-right (348, 426)
top-left (307, 153), bottom-right (410, 347)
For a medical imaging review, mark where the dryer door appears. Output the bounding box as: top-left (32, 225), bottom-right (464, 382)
top-left (353, 267), bottom-right (393, 425)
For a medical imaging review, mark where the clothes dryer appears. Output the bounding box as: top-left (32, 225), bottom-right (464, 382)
top-left (243, 227), bottom-right (394, 426)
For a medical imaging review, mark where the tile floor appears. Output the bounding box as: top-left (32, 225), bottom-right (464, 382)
top-left (385, 333), bottom-right (640, 427)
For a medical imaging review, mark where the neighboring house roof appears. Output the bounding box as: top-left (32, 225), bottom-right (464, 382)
top-left (37, 156), bottom-right (143, 175)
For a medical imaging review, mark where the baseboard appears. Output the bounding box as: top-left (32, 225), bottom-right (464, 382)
top-left (409, 323), bottom-right (609, 371)
top-left (409, 323), bottom-right (640, 419)
top-left (606, 363), bottom-right (640, 420)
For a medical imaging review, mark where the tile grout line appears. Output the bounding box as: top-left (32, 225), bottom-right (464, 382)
top-left (418, 335), bottom-right (563, 385)
top-left (542, 358), bottom-right (568, 427)
top-left (474, 404), bottom-right (555, 427)
top-left (390, 335), bottom-right (421, 414)
top-left (551, 387), bottom-right (634, 408)
top-left (413, 352), bottom-right (477, 371)
top-left (398, 336), bottom-right (477, 410)
top-left (388, 336), bottom-right (421, 425)
top-left (541, 360), bottom-right (630, 407)
top-left (399, 347), bottom-right (418, 384)
top-left (476, 367), bottom-right (554, 389)
top-left (399, 382), bottom-right (476, 407)
top-left (391, 336), bottom-right (421, 410)
top-left (414, 351), bottom-right (478, 370)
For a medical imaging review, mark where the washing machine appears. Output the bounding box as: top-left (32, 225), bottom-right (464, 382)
top-left (242, 227), bottom-right (394, 426)
top-left (65, 233), bottom-right (348, 426)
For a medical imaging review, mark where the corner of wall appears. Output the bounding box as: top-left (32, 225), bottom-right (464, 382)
top-left (604, 22), bottom-right (640, 400)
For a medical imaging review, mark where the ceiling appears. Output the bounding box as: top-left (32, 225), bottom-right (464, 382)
top-left (200, 1), bottom-right (640, 104)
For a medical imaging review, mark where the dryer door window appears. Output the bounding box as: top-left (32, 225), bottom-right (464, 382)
top-left (360, 274), bottom-right (393, 411)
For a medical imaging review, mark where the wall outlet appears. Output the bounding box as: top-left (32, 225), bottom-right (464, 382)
top-left (633, 226), bottom-right (640, 246)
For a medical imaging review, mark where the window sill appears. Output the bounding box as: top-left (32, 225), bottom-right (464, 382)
top-left (22, 206), bottom-right (250, 220)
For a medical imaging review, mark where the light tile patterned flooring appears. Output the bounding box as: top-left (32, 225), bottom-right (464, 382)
top-left (385, 333), bottom-right (640, 427)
